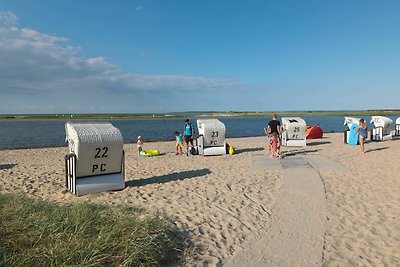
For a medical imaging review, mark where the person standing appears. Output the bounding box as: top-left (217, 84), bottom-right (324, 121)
top-left (137, 135), bottom-right (143, 155)
top-left (174, 131), bottom-right (184, 155)
top-left (183, 119), bottom-right (195, 156)
top-left (354, 118), bottom-right (367, 153)
top-left (264, 114), bottom-right (282, 156)
top-left (265, 114), bottom-right (282, 136)
top-left (270, 132), bottom-right (281, 158)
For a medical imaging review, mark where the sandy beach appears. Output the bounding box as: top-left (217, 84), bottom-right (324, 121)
top-left (1, 133), bottom-right (400, 266)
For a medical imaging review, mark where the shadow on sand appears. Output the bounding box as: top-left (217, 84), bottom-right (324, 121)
top-left (306, 140), bottom-right (331, 146)
top-left (282, 149), bottom-right (320, 157)
top-left (365, 147), bottom-right (389, 153)
top-left (235, 147), bottom-right (265, 154)
top-left (125, 168), bottom-right (211, 187)
top-left (0, 164), bottom-right (17, 170)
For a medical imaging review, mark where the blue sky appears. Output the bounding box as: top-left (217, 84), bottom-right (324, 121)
top-left (0, 0), bottom-right (399, 114)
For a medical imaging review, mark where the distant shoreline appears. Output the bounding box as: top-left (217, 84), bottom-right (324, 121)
top-left (1, 110), bottom-right (400, 120)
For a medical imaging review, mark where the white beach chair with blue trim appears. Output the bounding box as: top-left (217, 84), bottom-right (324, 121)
top-left (343, 117), bottom-right (361, 144)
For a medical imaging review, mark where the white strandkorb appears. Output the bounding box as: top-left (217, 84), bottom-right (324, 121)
top-left (65, 122), bottom-right (125, 196)
top-left (196, 119), bottom-right (226, 156)
top-left (395, 117), bottom-right (400, 136)
top-left (370, 116), bottom-right (393, 141)
top-left (343, 117), bottom-right (361, 144)
top-left (344, 117), bottom-right (361, 128)
top-left (281, 117), bottom-right (307, 147)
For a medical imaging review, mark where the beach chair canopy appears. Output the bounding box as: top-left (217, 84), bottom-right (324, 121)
top-left (65, 122), bottom-right (123, 178)
top-left (370, 116), bottom-right (393, 128)
top-left (344, 117), bottom-right (361, 128)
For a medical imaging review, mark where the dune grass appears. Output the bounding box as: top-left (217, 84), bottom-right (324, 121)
top-left (0, 194), bottom-right (186, 266)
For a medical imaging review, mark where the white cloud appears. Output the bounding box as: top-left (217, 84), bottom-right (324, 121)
top-left (0, 11), bottom-right (247, 113)
top-left (0, 11), bottom-right (18, 26)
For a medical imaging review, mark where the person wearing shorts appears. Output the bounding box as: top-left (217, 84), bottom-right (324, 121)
top-left (183, 119), bottom-right (195, 155)
top-left (174, 131), bottom-right (184, 155)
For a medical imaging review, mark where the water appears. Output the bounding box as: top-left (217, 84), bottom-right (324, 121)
top-left (0, 116), bottom-right (398, 149)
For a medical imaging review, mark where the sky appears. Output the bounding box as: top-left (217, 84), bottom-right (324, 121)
top-left (0, 0), bottom-right (399, 114)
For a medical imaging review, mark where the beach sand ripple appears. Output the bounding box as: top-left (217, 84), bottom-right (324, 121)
top-left (1, 134), bottom-right (400, 265)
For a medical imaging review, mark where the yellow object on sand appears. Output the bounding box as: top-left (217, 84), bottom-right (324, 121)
top-left (140, 150), bottom-right (160, 157)
top-left (229, 145), bottom-right (235, 155)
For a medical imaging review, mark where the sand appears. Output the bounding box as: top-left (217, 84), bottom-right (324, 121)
top-left (1, 133), bottom-right (400, 266)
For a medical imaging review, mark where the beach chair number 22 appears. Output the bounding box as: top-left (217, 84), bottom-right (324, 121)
top-left (210, 131), bottom-right (218, 145)
top-left (292, 127), bottom-right (300, 139)
top-left (92, 147), bottom-right (108, 173)
top-left (95, 147), bottom-right (108, 158)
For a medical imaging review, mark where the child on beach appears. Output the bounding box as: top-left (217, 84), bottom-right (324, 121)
top-left (174, 131), bottom-right (184, 155)
top-left (270, 132), bottom-right (281, 158)
top-left (137, 135), bottom-right (143, 155)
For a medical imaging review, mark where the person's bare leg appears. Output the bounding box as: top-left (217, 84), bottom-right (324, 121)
top-left (359, 136), bottom-right (365, 153)
top-left (276, 149), bottom-right (281, 158)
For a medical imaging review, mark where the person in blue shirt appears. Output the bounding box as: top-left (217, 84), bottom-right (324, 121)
top-left (174, 131), bottom-right (184, 155)
top-left (183, 119), bottom-right (195, 156)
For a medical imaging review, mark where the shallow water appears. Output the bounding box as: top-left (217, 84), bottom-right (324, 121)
top-left (0, 116), bottom-right (397, 149)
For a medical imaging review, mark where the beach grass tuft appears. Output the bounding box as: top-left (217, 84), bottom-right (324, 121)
top-left (0, 194), bottom-right (186, 266)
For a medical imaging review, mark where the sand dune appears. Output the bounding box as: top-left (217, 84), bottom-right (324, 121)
top-left (1, 133), bottom-right (400, 266)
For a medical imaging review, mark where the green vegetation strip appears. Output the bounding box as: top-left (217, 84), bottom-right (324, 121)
top-left (230, 110), bottom-right (400, 117)
top-left (0, 194), bottom-right (185, 266)
top-left (1, 110), bottom-right (400, 120)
